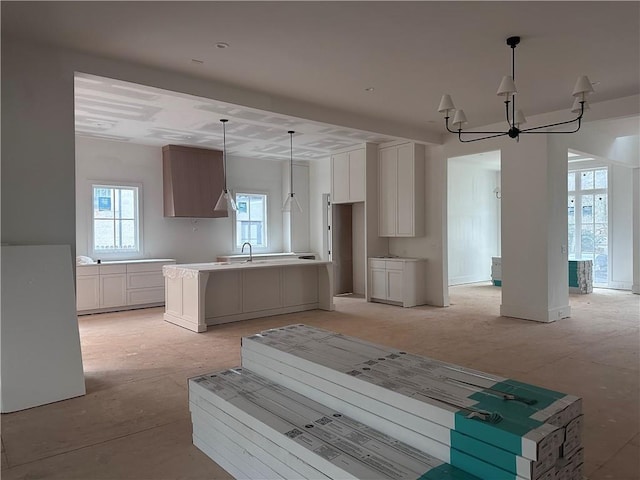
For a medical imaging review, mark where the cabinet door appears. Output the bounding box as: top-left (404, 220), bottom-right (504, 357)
top-left (348, 149), bottom-right (366, 202)
top-left (379, 147), bottom-right (398, 236)
top-left (370, 268), bottom-right (387, 299)
top-left (205, 270), bottom-right (243, 318)
top-left (77, 275), bottom-right (100, 311)
top-left (100, 274), bottom-right (127, 308)
top-left (387, 269), bottom-right (404, 303)
top-left (242, 268), bottom-right (282, 312)
top-left (396, 143), bottom-right (415, 236)
top-left (331, 152), bottom-right (350, 204)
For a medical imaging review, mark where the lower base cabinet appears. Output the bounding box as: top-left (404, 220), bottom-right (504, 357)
top-left (77, 259), bottom-right (175, 314)
top-left (368, 257), bottom-right (426, 307)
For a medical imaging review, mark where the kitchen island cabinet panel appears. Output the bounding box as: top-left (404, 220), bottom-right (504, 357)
top-left (206, 270), bottom-right (243, 320)
top-left (163, 260), bottom-right (333, 333)
top-left (283, 265), bottom-right (319, 307)
top-left (242, 268), bottom-right (282, 313)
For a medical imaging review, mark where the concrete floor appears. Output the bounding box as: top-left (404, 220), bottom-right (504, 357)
top-left (1, 284), bottom-right (638, 479)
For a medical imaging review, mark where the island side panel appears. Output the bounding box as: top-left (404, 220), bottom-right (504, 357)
top-left (318, 263), bottom-right (335, 311)
top-left (163, 268), bottom-right (208, 333)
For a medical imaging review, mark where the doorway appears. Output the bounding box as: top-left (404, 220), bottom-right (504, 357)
top-left (447, 151), bottom-right (501, 286)
top-left (330, 202), bottom-right (365, 296)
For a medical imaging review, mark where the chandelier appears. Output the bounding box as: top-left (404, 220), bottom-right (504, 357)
top-left (438, 36), bottom-right (594, 142)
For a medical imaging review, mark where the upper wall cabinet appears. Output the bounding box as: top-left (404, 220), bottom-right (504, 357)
top-left (163, 145), bottom-right (226, 218)
top-left (378, 142), bottom-right (425, 237)
top-left (331, 147), bottom-right (365, 203)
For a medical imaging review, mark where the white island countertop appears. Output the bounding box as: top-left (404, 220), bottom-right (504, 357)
top-left (163, 259), bottom-right (334, 332)
top-left (163, 259), bottom-right (329, 277)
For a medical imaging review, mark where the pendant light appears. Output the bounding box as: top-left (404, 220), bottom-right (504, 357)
top-left (214, 118), bottom-right (237, 213)
top-left (282, 130), bottom-right (302, 212)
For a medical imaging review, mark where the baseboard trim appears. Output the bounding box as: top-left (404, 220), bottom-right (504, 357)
top-left (500, 304), bottom-right (571, 323)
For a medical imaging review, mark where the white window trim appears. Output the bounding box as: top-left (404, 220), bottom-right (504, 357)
top-left (232, 189), bottom-right (269, 252)
top-left (89, 180), bottom-right (144, 260)
top-left (568, 166), bottom-right (610, 286)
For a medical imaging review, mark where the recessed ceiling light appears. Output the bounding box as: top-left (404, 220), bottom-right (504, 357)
top-left (191, 59), bottom-right (204, 64)
top-left (365, 87), bottom-right (375, 92)
top-left (216, 42), bottom-right (230, 49)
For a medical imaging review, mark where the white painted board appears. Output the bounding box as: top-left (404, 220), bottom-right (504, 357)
top-left (1, 245), bottom-right (85, 412)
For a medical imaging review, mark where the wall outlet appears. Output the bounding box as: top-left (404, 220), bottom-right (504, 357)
top-left (561, 244), bottom-right (567, 254)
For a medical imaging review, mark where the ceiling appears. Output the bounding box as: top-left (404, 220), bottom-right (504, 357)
top-left (3, 2), bottom-right (639, 158)
top-left (74, 73), bottom-right (397, 161)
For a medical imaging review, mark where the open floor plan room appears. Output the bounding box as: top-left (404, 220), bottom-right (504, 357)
top-left (1, 285), bottom-right (637, 480)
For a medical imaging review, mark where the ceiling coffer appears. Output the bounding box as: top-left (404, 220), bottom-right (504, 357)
top-left (162, 145), bottom-right (227, 218)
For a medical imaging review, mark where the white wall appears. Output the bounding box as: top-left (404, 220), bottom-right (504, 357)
top-left (75, 136), bottom-right (285, 263)
top-left (634, 168), bottom-right (640, 294)
top-left (448, 159), bottom-right (500, 285)
top-left (309, 159), bottom-right (331, 260)
top-left (610, 164), bottom-right (634, 289)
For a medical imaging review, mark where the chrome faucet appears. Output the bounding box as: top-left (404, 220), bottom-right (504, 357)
top-left (241, 242), bottom-right (253, 262)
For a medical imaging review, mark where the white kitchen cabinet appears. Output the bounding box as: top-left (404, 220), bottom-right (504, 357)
top-left (76, 266), bottom-right (100, 311)
top-left (368, 258), bottom-right (426, 307)
top-left (100, 273), bottom-right (127, 308)
top-left (378, 142), bottom-right (425, 237)
top-left (331, 147), bottom-right (365, 203)
top-left (77, 259), bottom-right (175, 314)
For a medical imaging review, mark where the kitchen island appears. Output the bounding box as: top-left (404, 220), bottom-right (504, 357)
top-left (163, 259), bottom-right (333, 332)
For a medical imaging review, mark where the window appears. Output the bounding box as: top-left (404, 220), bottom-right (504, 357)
top-left (92, 183), bottom-right (140, 255)
top-left (568, 168), bottom-right (608, 285)
top-left (235, 192), bottom-right (267, 248)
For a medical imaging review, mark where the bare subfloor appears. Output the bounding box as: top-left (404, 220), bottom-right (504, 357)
top-left (1, 285), bottom-right (638, 479)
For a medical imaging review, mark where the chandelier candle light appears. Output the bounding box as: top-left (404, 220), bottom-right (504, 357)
top-left (214, 118), bottom-right (237, 213)
top-left (438, 36), bottom-right (595, 142)
top-left (282, 130), bottom-right (302, 212)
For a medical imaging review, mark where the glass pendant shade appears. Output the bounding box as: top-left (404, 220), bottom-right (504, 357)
top-left (438, 94), bottom-right (455, 114)
top-left (214, 189), bottom-right (237, 212)
top-left (452, 109), bottom-right (468, 128)
top-left (497, 75), bottom-right (517, 97)
top-left (282, 193), bottom-right (302, 213)
top-left (572, 75), bottom-right (594, 101)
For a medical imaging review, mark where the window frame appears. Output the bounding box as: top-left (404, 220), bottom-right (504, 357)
top-left (568, 166), bottom-right (610, 286)
top-left (233, 190), bottom-right (269, 252)
top-left (89, 181), bottom-right (143, 258)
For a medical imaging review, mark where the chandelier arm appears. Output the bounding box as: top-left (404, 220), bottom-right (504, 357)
top-left (445, 117), bottom-right (505, 135)
top-left (458, 131), bottom-right (510, 143)
top-left (519, 113), bottom-right (583, 134)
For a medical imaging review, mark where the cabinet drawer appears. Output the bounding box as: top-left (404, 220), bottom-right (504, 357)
top-left (384, 260), bottom-right (404, 271)
top-left (127, 287), bottom-right (165, 305)
top-left (77, 265), bottom-right (99, 276)
top-left (99, 264), bottom-right (127, 274)
top-left (128, 271), bottom-right (164, 289)
top-left (369, 259), bottom-right (386, 269)
top-left (127, 261), bottom-right (174, 273)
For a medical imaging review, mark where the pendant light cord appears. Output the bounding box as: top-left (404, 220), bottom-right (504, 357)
top-left (288, 130), bottom-right (294, 198)
top-left (221, 119), bottom-right (228, 191)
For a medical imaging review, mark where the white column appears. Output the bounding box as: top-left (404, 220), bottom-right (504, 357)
top-left (633, 168), bottom-right (640, 294)
top-left (500, 135), bottom-right (570, 322)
